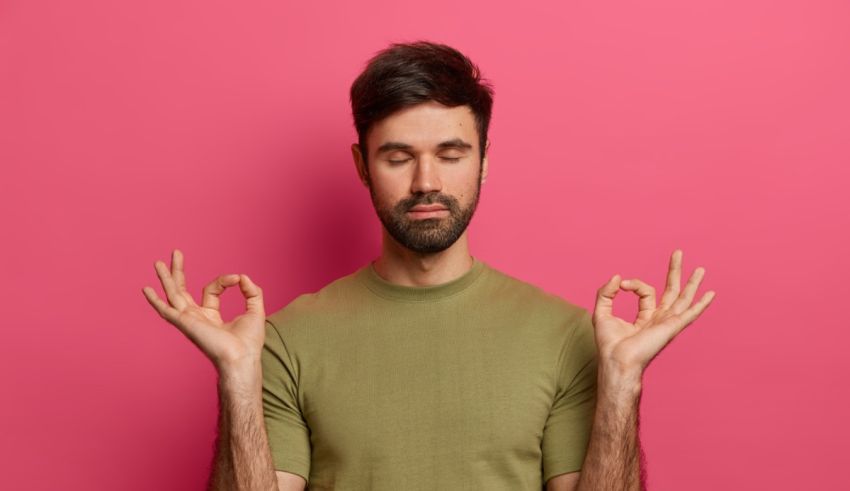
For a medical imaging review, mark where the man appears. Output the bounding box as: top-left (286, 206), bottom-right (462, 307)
top-left (142, 41), bottom-right (715, 491)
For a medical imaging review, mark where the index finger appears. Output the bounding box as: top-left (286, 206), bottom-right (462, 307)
top-left (201, 274), bottom-right (241, 311)
top-left (619, 278), bottom-right (657, 315)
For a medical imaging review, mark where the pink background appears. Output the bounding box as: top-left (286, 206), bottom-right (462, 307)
top-left (2, 0), bottom-right (848, 489)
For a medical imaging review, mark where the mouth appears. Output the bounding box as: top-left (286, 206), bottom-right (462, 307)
top-left (406, 206), bottom-right (449, 219)
top-left (409, 205), bottom-right (447, 212)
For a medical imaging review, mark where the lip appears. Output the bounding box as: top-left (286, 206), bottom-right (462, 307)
top-left (409, 205), bottom-right (447, 212)
top-left (407, 207), bottom-right (449, 219)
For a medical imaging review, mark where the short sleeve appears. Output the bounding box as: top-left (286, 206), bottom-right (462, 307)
top-left (261, 318), bottom-right (311, 482)
top-left (541, 307), bottom-right (599, 483)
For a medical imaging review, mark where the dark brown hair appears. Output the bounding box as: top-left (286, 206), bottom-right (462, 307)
top-left (349, 41), bottom-right (494, 166)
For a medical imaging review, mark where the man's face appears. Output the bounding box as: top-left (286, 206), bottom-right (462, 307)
top-left (352, 101), bottom-right (489, 254)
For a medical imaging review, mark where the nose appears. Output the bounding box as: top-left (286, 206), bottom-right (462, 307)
top-left (410, 155), bottom-right (442, 195)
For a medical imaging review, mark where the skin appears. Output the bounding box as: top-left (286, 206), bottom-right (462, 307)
top-left (556, 249), bottom-right (715, 491)
top-left (350, 100), bottom-right (489, 286)
top-left (142, 101), bottom-right (715, 491)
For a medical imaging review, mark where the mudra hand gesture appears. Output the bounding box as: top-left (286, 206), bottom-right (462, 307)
top-left (593, 249), bottom-right (716, 377)
top-left (141, 249), bottom-right (266, 371)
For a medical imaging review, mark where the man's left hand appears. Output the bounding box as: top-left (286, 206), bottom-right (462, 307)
top-left (592, 249), bottom-right (716, 377)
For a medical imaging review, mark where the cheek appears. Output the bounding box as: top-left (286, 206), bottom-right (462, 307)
top-left (370, 169), bottom-right (405, 194)
top-left (454, 169), bottom-right (481, 201)
top-left (369, 180), bottom-right (403, 207)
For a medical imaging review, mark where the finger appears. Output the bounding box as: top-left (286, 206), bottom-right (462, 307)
top-left (594, 274), bottom-right (622, 320)
top-left (659, 249), bottom-right (682, 308)
top-left (619, 278), bottom-right (657, 319)
top-left (171, 249), bottom-right (187, 293)
top-left (678, 290), bottom-right (716, 327)
top-left (155, 259), bottom-right (187, 310)
top-left (201, 274), bottom-right (241, 311)
top-left (170, 249), bottom-right (201, 308)
top-left (672, 266), bottom-right (706, 314)
top-left (238, 274), bottom-right (265, 315)
top-left (142, 286), bottom-right (180, 323)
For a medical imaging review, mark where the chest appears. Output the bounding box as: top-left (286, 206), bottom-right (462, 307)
top-left (297, 322), bottom-right (559, 465)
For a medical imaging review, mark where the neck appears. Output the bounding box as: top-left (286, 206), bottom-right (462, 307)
top-left (372, 229), bottom-right (474, 287)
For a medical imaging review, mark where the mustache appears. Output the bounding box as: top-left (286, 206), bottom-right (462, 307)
top-left (397, 193), bottom-right (458, 212)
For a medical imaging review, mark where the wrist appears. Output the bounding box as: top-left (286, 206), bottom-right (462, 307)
top-left (598, 360), bottom-right (643, 399)
top-left (217, 357), bottom-right (263, 393)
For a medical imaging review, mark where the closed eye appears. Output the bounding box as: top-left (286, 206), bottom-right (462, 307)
top-left (441, 157), bottom-right (461, 162)
top-left (388, 158), bottom-right (412, 164)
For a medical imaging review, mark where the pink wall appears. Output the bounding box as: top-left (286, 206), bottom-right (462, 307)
top-left (2, 0), bottom-right (848, 489)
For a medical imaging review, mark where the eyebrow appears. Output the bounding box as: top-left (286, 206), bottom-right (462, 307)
top-left (376, 138), bottom-right (473, 154)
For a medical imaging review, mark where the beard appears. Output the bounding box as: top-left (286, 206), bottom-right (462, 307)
top-left (368, 175), bottom-right (482, 255)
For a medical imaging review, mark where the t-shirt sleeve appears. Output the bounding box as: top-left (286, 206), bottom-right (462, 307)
top-left (261, 318), bottom-right (311, 482)
top-left (541, 307), bottom-right (599, 483)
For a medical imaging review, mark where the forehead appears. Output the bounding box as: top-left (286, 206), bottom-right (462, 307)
top-left (368, 101), bottom-right (478, 151)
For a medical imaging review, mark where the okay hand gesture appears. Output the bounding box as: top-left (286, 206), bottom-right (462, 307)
top-left (592, 249), bottom-right (716, 375)
top-left (141, 249), bottom-right (266, 371)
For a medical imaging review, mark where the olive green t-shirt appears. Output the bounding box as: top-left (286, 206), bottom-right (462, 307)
top-left (261, 257), bottom-right (598, 490)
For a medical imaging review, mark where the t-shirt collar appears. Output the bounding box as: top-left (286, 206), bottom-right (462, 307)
top-left (358, 256), bottom-right (487, 302)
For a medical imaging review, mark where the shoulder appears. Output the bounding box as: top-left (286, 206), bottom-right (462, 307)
top-left (482, 262), bottom-right (590, 325)
top-left (480, 263), bottom-right (596, 366)
top-left (266, 266), bottom-right (366, 331)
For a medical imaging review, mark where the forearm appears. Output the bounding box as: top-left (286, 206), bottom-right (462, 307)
top-left (208, 359), bottom-right (278, 491)
top-left (577, 363), bottom-right (647, 491)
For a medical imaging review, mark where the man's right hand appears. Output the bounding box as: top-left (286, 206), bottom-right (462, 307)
top-left (142, 249), bottom-right (266, 372)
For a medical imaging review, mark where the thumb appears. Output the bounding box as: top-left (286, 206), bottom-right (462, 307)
top-left (238, 274), bottom-right (265, 316)
top-left (594, 274), bottom-right (621, 321)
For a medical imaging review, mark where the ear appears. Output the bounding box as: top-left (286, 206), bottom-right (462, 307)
top-left (481, 139), bottom-right (490, 184)
top-left (351, 143), bottom-right (369, 188)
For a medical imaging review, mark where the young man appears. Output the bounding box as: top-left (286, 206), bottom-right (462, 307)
top-left (143, 41), bottom-right (715, 491)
